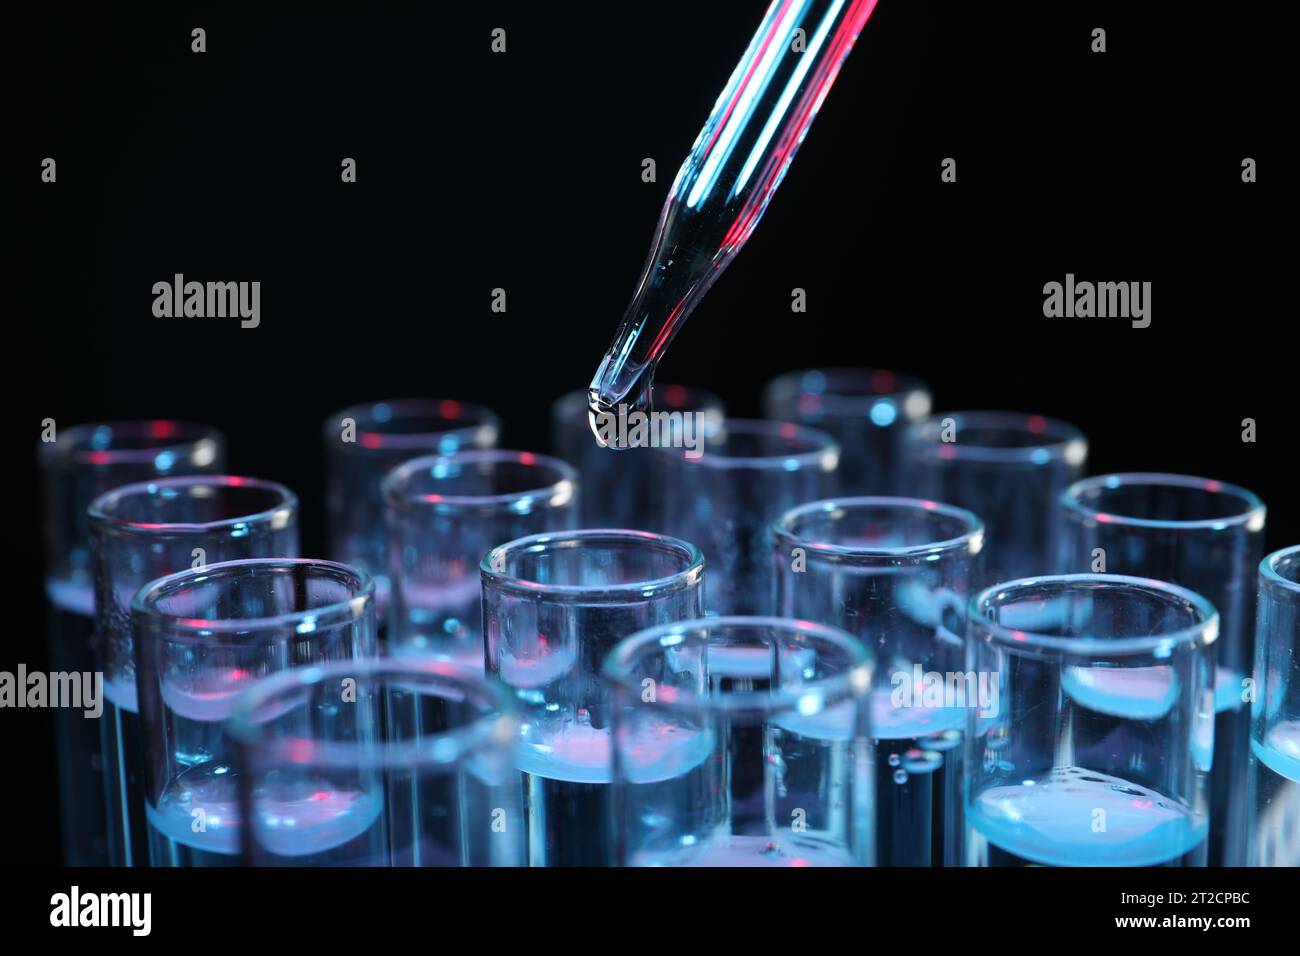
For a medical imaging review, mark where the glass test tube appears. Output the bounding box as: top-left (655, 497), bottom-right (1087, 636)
top-left (605, 616), bottom-right (874, 867)
top-left (773, 497), bottom-right (985, 866)
top-left (324, 399), bottom-right (500, 616)
top-left (384, 450), bottom-right (580, 668)
top-left (1059, 473), bottom-right (1266, 866)
top-left (227, 658), bottom-right (521, 866)
top-left (965, 574), bottom-right (1218, 867)
top-left (37, 420), bottom-right (225, 865)
top-left (1247, 545), bottom-right (1300, 866)
top-left (480, 529), bottom-right (704, 866)
top-left (654, 419), bottom-right (839, 615)
top-left (901, 411), bottom-right (1087, 583)
top-left (550, 384), bottom-right (724, 529)
top-left (88, 477), bottom-right (298, 866)
top-left (762, 368), bottom-right (932, 495)
top-left (132, 558), bottom-right (377, 866)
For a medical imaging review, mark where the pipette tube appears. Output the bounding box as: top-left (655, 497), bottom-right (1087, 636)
top-left (589, 0), bottom-right (881, 430)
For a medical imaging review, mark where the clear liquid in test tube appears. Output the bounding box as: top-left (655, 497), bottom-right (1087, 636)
top-left (37, 421), bottom-right (225, 866)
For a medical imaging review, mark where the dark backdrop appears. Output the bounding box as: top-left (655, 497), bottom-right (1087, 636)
top-left (13, 1), bottom-right (1292, 865)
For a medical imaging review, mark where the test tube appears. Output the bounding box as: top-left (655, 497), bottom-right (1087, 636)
top-left (551, 384), bottom-right (724, 529)
top-left (773, 497), bottom-right (985, 866)
top-left (324, 399), bottom-right (500, 615)
top-left (654, 419), bottom-right (839, 615)
top-left (966, 574), bottom-right (1218, 867)
top-left (604, 616), bottom-right (873, 866)
top-left (226, 658), bottom-right (521, 866)
top-left (480, 529), bottom-right (705, 866)
top-left (1247, 545), bottom-right (1300, 866)
top-left (1058, 473), bottom-right (1266, 866)
top-left (762, 368), bottom-right (932, 495)
top-left (132, 558), bottom-right (377, 866)
top-left (383, 450), bottom-right (580, 668)
top-left (88, 477), bottom-right (298, 866)
top-left (901, 411), bottom-right (1087, 583)
top-left (37, 420), bottom-right (225, 865)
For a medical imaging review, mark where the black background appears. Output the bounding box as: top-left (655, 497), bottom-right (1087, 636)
top-left (12, 1), bottom-right (1293, 866)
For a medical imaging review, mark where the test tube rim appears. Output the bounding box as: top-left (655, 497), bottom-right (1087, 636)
top-left (772, 495), bottom-right (984, 563)
top-left (324, 397), bottom-right (501, 453)
top-left (382, 449), bottom-right (578, 515)
top-left (88, 474), bottom-right (298, 536)
top-left (552, 383), bottom-right (726, 418)
top-left (131, 557), bottom-right (373, 640)
top-left (762, 367), bottom-right (932, 418)
top-left (224, 656), bottom-right (517, 770)
top-left (968, 572), bottom-right (1220, 658)
top-left (905, 410), bottom-right (1087, 465)
top-left (602, 614), bottom-right (873, 721)
top-left (480, 528), bottom-right (704, 602)
top-left (650, 417), bottom-right (840, 472)
top-left (1259, 544), bottom-right (1300, 597)
top-left (37, 419), bottom-right (225, 469)
top-left (1060, 472), bottom-right (1266, 533)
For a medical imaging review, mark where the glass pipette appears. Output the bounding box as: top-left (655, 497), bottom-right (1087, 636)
top-left (588, 0), bottom-right (882, 442)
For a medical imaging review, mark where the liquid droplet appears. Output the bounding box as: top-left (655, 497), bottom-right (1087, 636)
top-left (587, 379), bottom-right (654, 450)
top-left (902, 749), bottom-right (943, 775)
